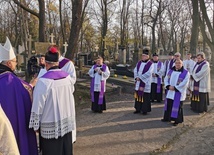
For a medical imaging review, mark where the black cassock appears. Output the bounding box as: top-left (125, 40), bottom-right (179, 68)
top-left (134, 93), bottom-right (151, 113)
top-left (191, 92), bottom-right (209, 113)
top-left (91, 92), bottom-right (106, 112)
top-left (150, 83), bottom-right (163, 102)
top-left (163, 99), bottom-right (183, 123)
top-left (40, 132), bottom-right (73, 155)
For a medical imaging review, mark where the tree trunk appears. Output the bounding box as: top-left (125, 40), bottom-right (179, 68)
top-left (38, 0), bottom-right (46, 42)
top-left (190, 0), bottom-right (199, 55)
top-left (66, 0), bottom-right (83, 60)
top-left (59, 0), bottom-right (65, 43)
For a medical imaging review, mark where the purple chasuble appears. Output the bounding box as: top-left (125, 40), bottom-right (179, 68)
top-left (0, 72), bottom-right (38, 155)
top-left (41, 70), bottom-right (69, 80)
top-left (136, 60), bottom-right (153, 97)
top-left (164, 69), bottom-right (188, 118)
top-left (156, 61), bottom-right (162, 93)
top-left (59, 58), bottom-right (70, 68)
top-left (192, 61), bottom-right (207, 96)
top-left (90, 64), bottom-right (107, 105)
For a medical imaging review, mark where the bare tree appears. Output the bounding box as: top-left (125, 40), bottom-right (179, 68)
top-left (190, 0), bottom-right (199, 55)
top-left (12, 0), bottom-right (46, 42)
top-left (65, 0), bottom-right (89, 60)
top-left (198, 0), bottom-right (214, 64)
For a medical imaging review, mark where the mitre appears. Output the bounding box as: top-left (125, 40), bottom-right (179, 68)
top-left (0, 37), bottom-right (16, 62)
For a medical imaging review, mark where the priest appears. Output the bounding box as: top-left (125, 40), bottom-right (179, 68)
top-left (150, 53), bottom-right (164, 103)
top-left (163, 52), bottom-right (174, 77)
top-left (133, 49), bottom-right (154, 115)
top-left (29, 48), bottom-right (76, 155)
top-left (37, 45), bottom-right (77, 143)
top-left (0, 37), bottom-right (38, 155)
top-left (183, 52), bottom-right (196, 96)
top-left (88, 56), bottom-right (110, 113)
top-left (190, 52), bottom-right (211, 113)
top-left (165, 52), bottom-right (181, 75)
top-left (162, 59), bottom-right (190, 126)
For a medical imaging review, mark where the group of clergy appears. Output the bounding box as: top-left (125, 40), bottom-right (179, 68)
top-left (0, 38), bottom-right (76, 155)
top-left (0, 36), bottom-right (211, 154)
top-left (134, 49), bottom-right (211, 126)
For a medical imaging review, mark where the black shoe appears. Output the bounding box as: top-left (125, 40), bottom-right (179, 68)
top-left (173, 122), bottom-right (178, 126)
top-left (161, 119), bottom-right (169, 122)
top-left (142, 112), bottom-right (147, 115)
top-left (98, 111), bottom-right (103, 113)
top-left (133, 111), bottom-right (140, 114)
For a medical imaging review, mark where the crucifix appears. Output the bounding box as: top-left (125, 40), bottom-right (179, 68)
top-left (49, 33), bottom-right (55, 44)
top-left (63, 42), bottom-right (68, 56)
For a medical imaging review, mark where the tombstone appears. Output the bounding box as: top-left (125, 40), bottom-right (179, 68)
top-left (35, 42), bottom-right (52, 55)
top-left (119, 45), bottom-right (126, 64)
top-left (91, 51), bottom-right (98, 64)
top-left (16, 54), bottom-right (24, 68)
top-left (133, 49), bottom-right (140, 65)
top-left (104, 49), bottom-right (110, 61)
top-left (78, 53), bottom-right (89, 66)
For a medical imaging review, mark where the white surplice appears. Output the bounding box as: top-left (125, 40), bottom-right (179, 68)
top-left (134, 61), bottom-right (154, 93)
top-left (37, 56), bottom-right (77, 142)
top-left (164, 68), bottom-right (190, 101)
top-left (88, 65), bottom-right (110, 92)
top-left (29, 69), bottom-right (76, 139)
top-left (191, 61), bottom-right (211, 93)
top-left (151, 61), bottom-right (164, 84)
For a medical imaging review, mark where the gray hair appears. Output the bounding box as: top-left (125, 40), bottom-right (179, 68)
top-left (197, 52), bottom-right (206, 59)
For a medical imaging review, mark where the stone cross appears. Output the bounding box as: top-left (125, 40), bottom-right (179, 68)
top-left (49, 33), bottom-right (55, 44)
top-left (63, 42), bottom-right (68, 54)
top-left (95, 45), bottom-right (99, 52)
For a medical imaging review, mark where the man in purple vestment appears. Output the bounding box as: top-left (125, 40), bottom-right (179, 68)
top-left (0, 37), bottom-right (38, 155)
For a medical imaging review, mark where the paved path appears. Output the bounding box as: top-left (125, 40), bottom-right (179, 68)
top-left (73, 79), bottom-right (214, 155)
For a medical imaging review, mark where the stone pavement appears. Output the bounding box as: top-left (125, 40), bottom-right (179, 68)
top-left (73, 77), bottom-right (214, 155)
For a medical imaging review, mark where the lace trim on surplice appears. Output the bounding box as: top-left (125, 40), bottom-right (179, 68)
top-left (29, 112), bottom-right (74, 139)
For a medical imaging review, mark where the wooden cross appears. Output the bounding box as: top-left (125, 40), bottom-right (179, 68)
top-left (49, 33), bottom-right (55, 44)
top-left (27, 35), bottom-right (32, 58)
top-left (102, 36), bottom-right (107, 49)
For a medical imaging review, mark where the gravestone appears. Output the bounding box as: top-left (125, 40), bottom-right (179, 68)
top-left (119, 45), bottom-right (126, 64)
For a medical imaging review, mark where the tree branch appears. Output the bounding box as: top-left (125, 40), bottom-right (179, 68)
top-left (12, 0), bottom-right (39, 18)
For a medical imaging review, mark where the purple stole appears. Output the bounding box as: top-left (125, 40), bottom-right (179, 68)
top-left (41, 70), bottom-right (69, 80)
top-left (156, 61), bottom-right (162, 93)
top-left (59, 58), bottom-right (70, 68)
top-left (164, 60), bottom-right (169, 76)
top-left (192, 61), bottom-right (207, 101)
top-left (135, 60), bottom-right (153, 102)
top-left (164, 69), bottom-right (188, 118)
top-left (90, 64), bottom-right (107, 105)
top-left (169, 59), bottom-right (175, 70)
